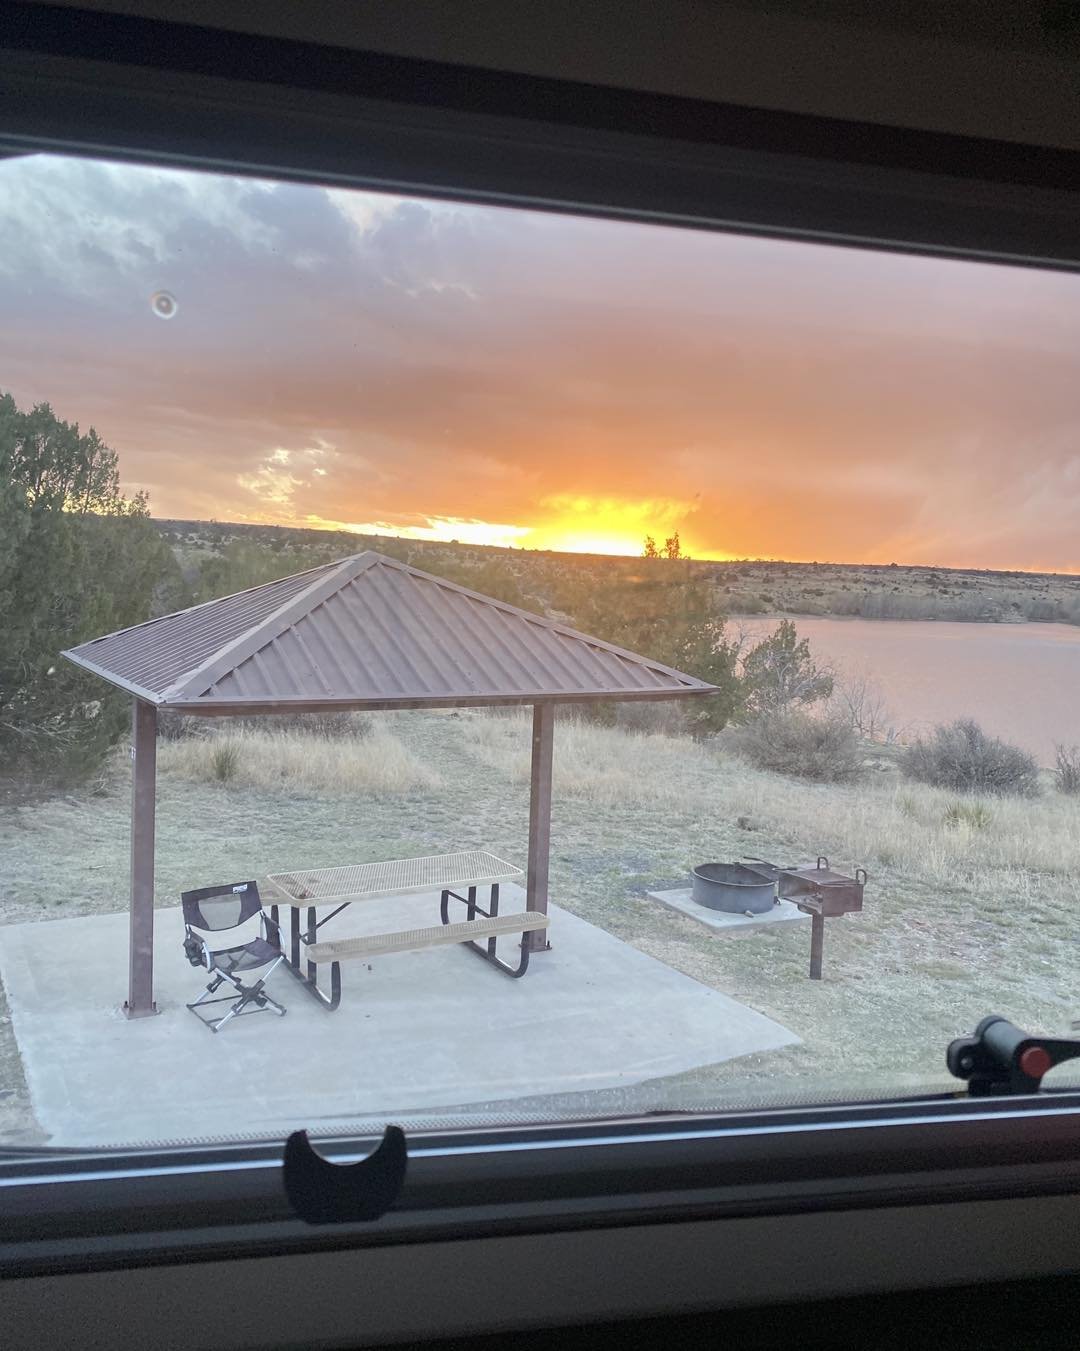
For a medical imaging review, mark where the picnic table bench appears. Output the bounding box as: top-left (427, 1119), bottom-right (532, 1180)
top-left (263, 851), bottom-right (547, 1010)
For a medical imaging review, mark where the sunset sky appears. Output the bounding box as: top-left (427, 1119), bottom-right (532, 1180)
top-left (2, 153), bottom-right (1079, 570)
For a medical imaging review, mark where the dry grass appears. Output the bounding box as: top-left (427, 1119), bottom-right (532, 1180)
top-left (158, 723), bottom-right (440, 796)
top-left (460, 711), bottom-right (714, 806)
top-left (459, 712), bottom-right (1080, 900)
top-left (703, 755), bottom-right (1080, 897)
top-left (458, 712), bottom-right (1080, 895)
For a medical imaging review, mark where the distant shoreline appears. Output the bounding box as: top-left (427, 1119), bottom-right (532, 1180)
top-left (154, 517), bottom-right (1080, 630)
top-left (151, 516), bottom-right (1080, 581)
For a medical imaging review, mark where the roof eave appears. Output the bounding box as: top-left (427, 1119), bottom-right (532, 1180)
top-left (60, 648), bottom-right (165, 705)
top-left (158, 686), bottom-right (719, 715)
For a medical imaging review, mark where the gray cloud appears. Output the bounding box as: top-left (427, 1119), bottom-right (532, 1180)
top-left (1, 153), bottom-right (1079, 567)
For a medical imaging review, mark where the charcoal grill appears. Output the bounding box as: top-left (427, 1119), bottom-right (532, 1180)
top-left (778, 858), bottom-right (866, 917)
top-left (777, 857), bottom-right (867, 979)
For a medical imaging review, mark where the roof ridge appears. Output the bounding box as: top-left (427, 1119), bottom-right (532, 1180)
top-left (61, 553), bottom-right (348, 657)
top-left (161, 553), bottom-right (380, 702)
top-left (370, 552), bottom-right (707, 686)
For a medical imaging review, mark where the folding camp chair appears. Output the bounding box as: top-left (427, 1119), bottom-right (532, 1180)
top-left (181, 880), bottom-right (287, 1032)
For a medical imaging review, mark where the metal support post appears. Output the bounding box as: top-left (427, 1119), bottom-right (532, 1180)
top-left (126, 698), bottom-right (158, 1017)
top-left (809, 911), bottom-right (825, 980)
top-left (525, 701), bottom-right (554, 953)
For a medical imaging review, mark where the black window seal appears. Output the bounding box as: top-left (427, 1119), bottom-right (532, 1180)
top-left (4, 1), bottom-right (1076, 191)
top-left (3, 1092), bottom-right (1080, 1277)
top-left (1, 2), bottom-right (1079, 271)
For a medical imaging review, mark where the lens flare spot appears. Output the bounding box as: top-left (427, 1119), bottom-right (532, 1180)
top-left (150, 290), bottom-right (178, 319)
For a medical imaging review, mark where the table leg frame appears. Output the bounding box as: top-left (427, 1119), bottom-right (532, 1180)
top-left (270, 903), bottom-right (342, 1010)
top-left (439, 884), bottom-right (532, 978)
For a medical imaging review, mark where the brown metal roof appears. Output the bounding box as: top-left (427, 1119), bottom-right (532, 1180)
top-left (62, 551), bottom-right (717, 711)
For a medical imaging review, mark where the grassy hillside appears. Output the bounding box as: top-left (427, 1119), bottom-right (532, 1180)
top-left (155, 518), bottom-right (1080, 626)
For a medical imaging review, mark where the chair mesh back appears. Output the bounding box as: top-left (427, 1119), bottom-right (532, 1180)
top-left (182, 881), bottom-right (262, 931)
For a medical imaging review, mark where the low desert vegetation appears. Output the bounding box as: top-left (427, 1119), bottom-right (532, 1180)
top-left (210, 741), bottom-right (240, 783)
top-left (827, 671), bottom-right (904, 744)
top-left (729, 710), bottom-right (863, 784)
top-left (815, 588), bottom-right (992, 623)
top-left (13, 708), bottom-right (1080, 907)
top-left (119, 709), bottom-right (1080, 894)
top-left (461, 709), bottom-right (715, 806)
top-left (0, 393), bottom-right (182, 783)
top-left (158, 710), bottom-right (371, 741)
top-left (941, 800), bottom-right (993, 831)
top-left (445, 712), bottom-right (1080, 896)
top-left (736, 619), bottom-right (834, 720)
top-left (159, 722), bottom-right (439, 795)
top-left (901, 719), bottom-right (1041, 797)
top-left (708, 558), bottom-right (1080, 627)
top-left (1053, 743), bottom-right (1080, 795)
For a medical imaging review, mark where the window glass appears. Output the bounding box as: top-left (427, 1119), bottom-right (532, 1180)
top-left (1, 153), bottom-right (1078, 1148)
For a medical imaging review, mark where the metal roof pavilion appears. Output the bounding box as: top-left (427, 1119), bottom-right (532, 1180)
top-left (64, 550), bottom-right (716, 712)
top-left (63, 551), bottom-right (717, 1017)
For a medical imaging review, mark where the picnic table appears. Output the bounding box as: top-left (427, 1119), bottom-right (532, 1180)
top-left (263, 851), bottom-right (548, 1010)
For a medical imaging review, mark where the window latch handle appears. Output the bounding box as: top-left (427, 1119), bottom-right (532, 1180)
top-left (947, 1015), bottom-right (1080, 1096)
top-left (283, 1125), bottom-right (407, 1224)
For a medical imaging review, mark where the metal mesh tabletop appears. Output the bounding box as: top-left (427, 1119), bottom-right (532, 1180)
top-left (266, 850), bottom-right (523, 906)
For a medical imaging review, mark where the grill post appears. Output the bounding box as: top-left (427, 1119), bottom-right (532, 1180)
top-left (525, 701), bottom-right (554, 953)
top-left (126, 698), bottom-right (158, 1017)
top-left (809, 910), bottom-right (825, 980)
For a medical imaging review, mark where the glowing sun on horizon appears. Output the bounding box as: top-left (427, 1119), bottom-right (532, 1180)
top-left (524, 494), bottom-right (705, 558)
top-left (269, 494), bottom-right (731, 560)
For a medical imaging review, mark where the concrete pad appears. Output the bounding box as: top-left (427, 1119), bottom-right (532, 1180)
top-left (0, 886), bottom-right (798, 1146)
top-left (649, 887), bottom-right (812, 935)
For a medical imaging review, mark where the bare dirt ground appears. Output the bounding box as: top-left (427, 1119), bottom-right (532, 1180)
top-left (1, 711), bottom-right (1077, 1142)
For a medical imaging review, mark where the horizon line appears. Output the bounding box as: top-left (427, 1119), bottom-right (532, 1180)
top-left (147, 515), bottom-right (1080, 582)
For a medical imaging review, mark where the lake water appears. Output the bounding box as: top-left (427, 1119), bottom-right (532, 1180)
top-left (752, 617), bottom-right (1080, 764)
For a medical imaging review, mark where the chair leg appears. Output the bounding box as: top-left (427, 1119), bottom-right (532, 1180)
top-left (187, 958), bottom-right (288, 1031)
top-left (257, 988), bottom-right (287, 1017)
top-left (188, 973), bottom-right (226, 1007)
top-left (247, 965), bottom-right (287, 1017)
top-left (210, 999), bottom-right (243, 1033)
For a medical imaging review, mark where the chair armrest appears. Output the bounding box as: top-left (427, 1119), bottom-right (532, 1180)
top-left (182, 928), bottom-right (210, 969)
